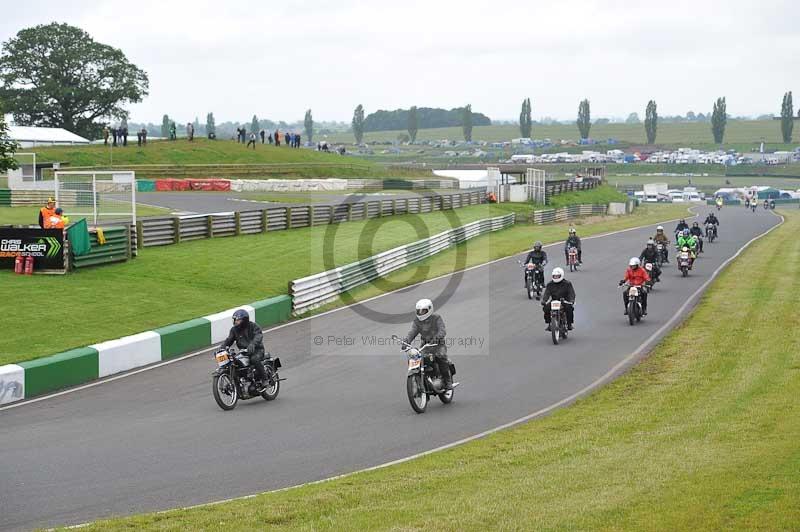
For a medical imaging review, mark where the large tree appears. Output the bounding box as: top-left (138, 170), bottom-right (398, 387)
top-left (711, 97), bottom-right (727, 144)
top-left (519, 97), bottom-right (532, 138)
top-left (462, 104), bottom-right (473, 142)
top-left (577, 99), bottom-right (591, 139)
top-left (0, 23), bottom-right (149, 139)
top-left (645, 100), bottom-right (658, 144)
top-left (0, 100), bottom-right (19, 172)
top-left (352, 104), bottom-right (365, 144)
top-left (407, 105), bottom-right (418, 142)
top-left (206, 112), bottom-right (216, 137)
top-left (780, 91), bottom-right (793, 143)
top-left (304, 109), bottom-right (313, 143)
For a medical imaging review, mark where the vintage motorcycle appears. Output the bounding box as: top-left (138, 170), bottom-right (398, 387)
top-left (519, 260), bottom-right (544, 300)
top-left (678, 246), bottom-right (693, 277)
top-left (211, 346), bottom-right (283, 411)
top-left (545, 298), bottom-right (572, 345)
top-left (621, 283), bottom-right (646, 326)
top-left (706, 222), bottom-right (717, 243)
top-left (567, 246), bottom-right (580, 272)
top-left (393, 335), bottom-right (458, 414)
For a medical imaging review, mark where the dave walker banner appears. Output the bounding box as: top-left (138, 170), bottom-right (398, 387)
top-left (0, 228), bottom-right (65, 270)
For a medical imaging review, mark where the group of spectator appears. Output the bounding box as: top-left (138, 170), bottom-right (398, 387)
top-left (104, 125), bottom-right (150, 147)
top-left (238, 128), bottom-right (302, 149)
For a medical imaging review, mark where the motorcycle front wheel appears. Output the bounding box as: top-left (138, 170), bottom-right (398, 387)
top-left (682, 266), bottom-right (688, 277)
top-left (552, 315), bottom-right (561, 344)
top-left (628, 301), bottom-right (636, 326)
top-left (526, 278), bottom-right (533, 300)
top-left (212, 373), bottom-right (238, 411)
top-left (406, 374), bottom-right (428, 413)
top-left (261, 368), bottom-right (280, 401)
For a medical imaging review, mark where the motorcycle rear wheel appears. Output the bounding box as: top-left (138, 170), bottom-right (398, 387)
top-left (407, 374), bottom-right (428, 413)
top-left (261, 368), bottom-right (280, 401)
top-left (212, 373), bottom-right (238, 411)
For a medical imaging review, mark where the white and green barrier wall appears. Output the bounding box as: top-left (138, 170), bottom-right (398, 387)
top-left (0, 295), bottom-right (291, 405)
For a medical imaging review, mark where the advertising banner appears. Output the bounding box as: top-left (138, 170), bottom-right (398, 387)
top-left (0, 228), bottom-right (65, 270)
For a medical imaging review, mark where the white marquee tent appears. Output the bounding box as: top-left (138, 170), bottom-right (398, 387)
top-left (8, 125), bottom-right (90, 148)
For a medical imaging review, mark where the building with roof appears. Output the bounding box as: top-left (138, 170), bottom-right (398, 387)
top-left (8, 125), bottom-right (90, 148)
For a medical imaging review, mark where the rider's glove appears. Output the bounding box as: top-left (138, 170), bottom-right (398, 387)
top-left (618, 280), bottom-right (625, 286)
top-left (247, 344), bottom-right (255, 355)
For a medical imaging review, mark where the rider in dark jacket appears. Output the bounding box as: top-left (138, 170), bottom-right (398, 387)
top-left (639, 239), bottom-right (662, 282)
top-left (404, 299), bottom-right (453, 390)
top-left (523, 241), bottom-right (547, 286)
top-left (689, 222), bottom-right (704, 253)
top-left (222, 309), bottom-right (269, 390)
top-left (541, 267), bottom-right (576, 331)
top-left (703, 212), bottom-right (719, 238)
top-left (565, 228), bottom-right (582, 264)
top-left (674, 219), bottom-right (689, 236)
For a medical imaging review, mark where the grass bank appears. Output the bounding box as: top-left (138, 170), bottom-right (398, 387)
top-left (78, 209), bottom-right (798, 531)
top-left (543, 184), bottom-right (627, 208)
top-left (23, 139), bottom-right (429, 179)
top-left (0, 199), bottom-right (686, 366)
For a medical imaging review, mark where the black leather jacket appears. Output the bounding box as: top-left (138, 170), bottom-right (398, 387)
top-left (222, 321), bottom-right (265, 358)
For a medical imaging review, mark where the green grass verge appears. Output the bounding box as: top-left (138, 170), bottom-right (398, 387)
top-left (543, 184), bottom-right (627, 209)
top-left (608, 174), bottom-right (800, 192)
top-left (0, 203), bottom-right (172, 226)
top-left (75, 209), bottom-right (799, 531)
top-left (0, 198), bottom-right (685, 366)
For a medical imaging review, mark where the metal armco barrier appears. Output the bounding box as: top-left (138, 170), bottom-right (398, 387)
top-left (136, 190), bottom-right (483, 248)
top-left (290, 213), bottom-right (515, 315)
top-left (531, 203), bottom-right (608, 224)
top-left (544, 179), bottom-right (598, 199)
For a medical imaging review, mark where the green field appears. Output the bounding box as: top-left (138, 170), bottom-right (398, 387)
top-left (326, 119), bottom-right (798, 149)
top-left (607, 174), bottom-right (800, 193)
top-left (78, 208), bottom-right (798, 531)
top-left (543, 184), bottom-right (627, 208)
top-left (0, 198), bottom-right (686, 366)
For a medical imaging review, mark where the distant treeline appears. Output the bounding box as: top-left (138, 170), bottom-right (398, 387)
top-left (364, 107), bottom-right (491, 132)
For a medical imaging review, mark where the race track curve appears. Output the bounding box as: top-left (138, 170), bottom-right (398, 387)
top-left (0, 205), bottom-right (779, 531)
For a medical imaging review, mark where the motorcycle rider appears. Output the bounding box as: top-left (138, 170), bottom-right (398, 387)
top-left (703, 212), bottom-right (719, 238)
top-left (404, 299), bottom-right (453, 390)
top-left (564, 227), bottom-right (582, 265)
top-left (715, 196), bottom-right (724, 210)
top-left (619, 257), bottom-right (650, 316)
top-left (653, 226), bottom-right (670, 263)
top-left (674, 218), bottom-right (689, 237)
top-left (541, 267), bottom-right (576, 331)
top-left (639, 239), bottom-right (662, 282)
top-left (677, 229), bottom-right (698, 262)
top-left (523, 241), bottom-right (548, 288)
top-left (221, 309), bottom-right (269, 392)
top-left (690, 222), bottom-right (705, 253)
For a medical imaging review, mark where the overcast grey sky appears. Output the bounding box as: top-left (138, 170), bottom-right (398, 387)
top-left (2, 0), bottom-right (799, 125)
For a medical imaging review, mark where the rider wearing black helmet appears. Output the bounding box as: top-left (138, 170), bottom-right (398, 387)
top-left (523, 241), bottom-right (547, 287)
top-left (690, 221), bottom-right (704, 253)
top-left (222, 309), bottom-right (269, 391)
top-left (674, 219), bottom-right (689, 237)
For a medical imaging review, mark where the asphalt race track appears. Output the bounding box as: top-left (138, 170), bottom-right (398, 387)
top-left (0, 205), bottom-right (779, 531)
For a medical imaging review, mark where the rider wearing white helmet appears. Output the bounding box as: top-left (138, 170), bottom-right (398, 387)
top-left (619, 257), bottom-right (650, 315)
top-left (404, 299), bottom-right (453, 390)
top-left (541, 267), bottom-right (576, 331)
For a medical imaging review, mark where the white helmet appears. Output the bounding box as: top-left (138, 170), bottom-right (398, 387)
top-left (656, 226), bottom-right (664, 231)
top-left (415, 298), bottom-right (433, 321)
top-left (551, 267), bottom-right (565, 282)
top-left (647, 238), bottom-right (655, 246)
top-left (629, 257), bottom-right (640, 267)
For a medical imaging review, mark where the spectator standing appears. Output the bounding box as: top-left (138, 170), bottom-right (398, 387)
top-left (170, 122), bottom-right (177, 140)
top-left (275, 130), bottom-right (281, 146)
top-left (122, 126), bottom-right (128, 146)
top-left (112, 127), bottom-right (118, 147)
top-left (137, 130), bottom-right (142, 146)
top-left (187, 123), bottom-right (194, 141)
top-left (268, 133), bottom-right (273, 144)
top-left (246, 132), bottom-right (257, 149)
top-left (103, 126), bottom-right (110, 145)
top-left (38, 197), bottom-right (56, 228)
top-left (142, 128), bottom-right (148, 145)
top-left (296, 133), bottom-right (301, 148)
top-left (260, 129), bottom-right (266, 143)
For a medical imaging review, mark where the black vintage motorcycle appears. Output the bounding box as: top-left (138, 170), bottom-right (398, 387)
top-left (519, 260), bottom-right (544, 300)
top-left (545, 298), bottom-right (572, 345)
top-left (393, 335), bottom-right (458, 414)
top-left (212, 346), bottom-right (283, 411)
top-left (621, 282), bottom-right (646, 326)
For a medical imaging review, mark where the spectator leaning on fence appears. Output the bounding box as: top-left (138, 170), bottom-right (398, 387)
top-left (44, 207), bottom-right (66, 229)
